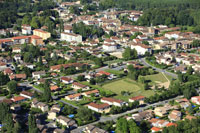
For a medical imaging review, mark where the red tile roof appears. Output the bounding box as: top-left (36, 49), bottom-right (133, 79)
top-left (61, 77), bottom-right (73, 82)
top-left (101, 97), bottom-right (123, 104)
top-left (166, 122), bottom-right (177, 127)
top-left (87, 102), bottom-right (110, 109)
top-left (130, 96), bottom-right (145, 101)
top-left (151, 127), bottom-right (162, 132)
top-left (11, 96), bottom-right (27, 102)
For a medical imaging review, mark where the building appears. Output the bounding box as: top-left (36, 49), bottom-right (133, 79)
top-left (71, 82), bottom-right (90, 90)
top-left (29, 35), bottom-right (44, 45)
top-left (32, 71), bottom-right (46, 80)
top-left (9, 74), bottom-right (27, 80)
top-left (11, 96), bottom-right (27, 103)
top-left (50, 85), bottom-right (60, 91)
top-left (131, 43), bottom-right (152, 55)
top-left (31, 99), bottom-right (49, 112)
top-left (60, 77), bottom-right (74, 84)
top-left (12, 36), bottom-right (30, 44)
top-left (20, 91), bottom-right (34, 99)
top-left (154, 107), bottom-right (168, 117)
top-left (101, 97), bottom-right (126, 107)
top-left (191, 96), bottom-right (200, 105)
top-left (129, 96), bottom-right (145, 105)
top-left (33, 29), bottom-right (51, 40)
top-left (56, 115), bottom-right (77, 129)
top-left (87, 102), bottom-right (110, 113)
top-left (83, 125), bottom-right (108, 133)
top-left (12, 47), bottom-right (21, 53)
top-left (21, 24), bottom-right (32, 35)
top-left (65, 93), bottom-right (82, 101)
top-left (168, 110), bottom-right (181, 121)
top-left (102, 44), bottom-right (117, 52)
top-left (82, 90), bottom-right (99, 97)
top-left (61, 32), bottom-right (82, 43)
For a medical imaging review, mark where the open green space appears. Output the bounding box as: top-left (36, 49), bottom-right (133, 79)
top-left (143, 73), bottom-right (168, 83)
top-left (104, 69), bottom-right (124, 75)
top-left (102, 78), bottom-right (155, 101)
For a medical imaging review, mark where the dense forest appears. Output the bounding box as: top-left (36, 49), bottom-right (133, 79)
top-left (0, 0), bottom-right (56, 29)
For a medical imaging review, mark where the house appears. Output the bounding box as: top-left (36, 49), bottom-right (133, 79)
top-left (21, 24), bottom-right (32, 35)
top-left (12, 47), bottom-right (21, 53)
top-left (33, 29), bottom-right (51, 40)
top-left (101, 97), bottom-right (126, 107)
top-left (131, 43), bottom-right (152, 55)
top-left (151, 127), bottom-right (162, 133)
top-left (50, 63), bottom-right (89, 72)
top-left (11, 96), bottom-right (27, 103)
top-left (64, 25), bottom-right (73, 33)
top-left (87, 102), bottom-right (110, 113)
top-left (97, 71), bottom-right (116, 80)
top-left (154, 107), bottom-right (168, 117)
top-left (56, 115), bottom-right (77, 129)
top-left (9, 74), bottom-right (26, 80)
top-left (102, 43), bottom-right (117, 52)
top-left (165, 31), bottom-right (180, 39)
top-left (149, 118), bottom-right (169, 128)
top-left (10, 104), bottom-right (21, 112)
top-left (12, 36), bottom-right (29, 44)
top-left (50, 85), bottom-right (60, 91)
top-left (129, 96), bottom-right (145, 105)
top-left (130, 110), bottom-right (153, 122)
top-left (65, 93), bottom-right (82, 101)
top-left (0, 62), bottom-right (7, 70)
top-left (191, 96), bottom-right (200, 105)
top-left (61, 32), bottom-right (82, 43)
top-left (48, 109), bottom-right (59, 120)
top-left (168, 110), bottom-right (181, 121)
top-left (53, 128), bottom-right (67, 133)
top-left (29, 35), bottom-right (44, 45)
top-left (32, 71), bottom-right (46, 80)
top-left (82, 89), bottom-right (99, 97)
top-left (13, 54), bottom-right (22, 62)
top-left (31, 99), bottom-right (49, 112)
top-left (20, 91), bottom-right (34, 99)
top-left (184, 115), bottom-right (197, 121)
top-left (71, 82), bottom-right (90, 90)
top-left (61, 77), bottom-right (74, 84)
top-left (174, 65), bottom-right (187, 73)
top-left (166, 122), bottom-right (177, 127)
top-left (83, 125), bottom-right (108, 133)
top-left (3, 68), bottom-right (13, 75)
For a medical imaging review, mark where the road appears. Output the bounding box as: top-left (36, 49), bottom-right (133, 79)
top-left (71, 95), bottom-right (183, 133)
top-left (139, 58), bottom-right (178, 78)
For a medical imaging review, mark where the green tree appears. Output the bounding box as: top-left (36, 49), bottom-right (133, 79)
top-left (28, 114), bottom-right (38, 133)
top-left (7, 80), bottom-right (17, 94)
top-left (122, 47), bottom-right (137, 60)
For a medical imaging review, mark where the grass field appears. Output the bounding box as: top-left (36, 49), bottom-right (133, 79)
top-left (102, 78), bottom-right (155, 101)
top-left (104, 69), bottom-right (124, 75)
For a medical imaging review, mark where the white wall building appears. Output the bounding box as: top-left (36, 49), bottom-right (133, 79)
top-left (61, 32), bottom-right (82, 43)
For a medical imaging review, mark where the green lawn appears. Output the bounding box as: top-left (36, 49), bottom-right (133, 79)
top-left (104, 69), bottom-right (123, 75)
top-left (143, 73), bottom-right (168, 83)
top-left (102, 78), bottom-right (155, 101)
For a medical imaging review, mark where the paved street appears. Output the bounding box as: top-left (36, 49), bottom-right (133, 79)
top-left (139, 58), bottom-right (178, 78)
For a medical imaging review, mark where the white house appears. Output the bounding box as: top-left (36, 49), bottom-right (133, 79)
top-left (191, 96), bottom-right (200, 105)
top-left (12, 47), bottom-right (21, 53)
top-left (20, 91), bottom-right (34, 99)
top-left (32, 71), bottom-right (46, 80)
top-left (21, 24), bottom-right (32, 35)
top-left (71, 82), bottom-right (90, 90)
top-left (164, 31), bottom-right (180, 39)
top-left (87, 102), bottom-right (110, 113)
top-left (102, 44), bottom-right (117, 52)
top-left (100, 97), bottom-right (126, 107)
top-left (60, 77), bottom-right (74, 84)
top-left (130, 44), bottom-right (152, 55)
top-left (60, 32), bottom-right (82, 43)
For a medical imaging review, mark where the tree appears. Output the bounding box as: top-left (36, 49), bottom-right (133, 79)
top-left (183, 88), bottom-right (197, 99)
top-left (144, 82), bottom-right (149, 90)
top-left (30, 16), bottom-right (40, 29)
top-left (187, 66), bottom-right (194, 75)
top-left (129, 119), bottom-right (141, 133)
top-left (94, 58), bottom-right (104, 67)
top-left (43, 86), bottom-right (52, 103)
top-left (116, 118), bottom-right (129, 133)
top-left (28, 114), bottom-right (38, 133)
top-left (77, 75), bottom-right (85, 81)
top-left (138, 76), bottom-right (145, 83)
top-left (122, 47), bottom-right (137, 60)
top-left (13, 122), bottom-right (21, 133)
top-left (7, 80), bottom-right (17, 94)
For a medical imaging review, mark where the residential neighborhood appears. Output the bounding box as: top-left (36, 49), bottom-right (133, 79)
top-left (0, 0), bottom-right (200, 133)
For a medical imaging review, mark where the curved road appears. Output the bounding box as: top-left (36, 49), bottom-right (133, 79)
top-left (139, 58), bottom-right (177, 79)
